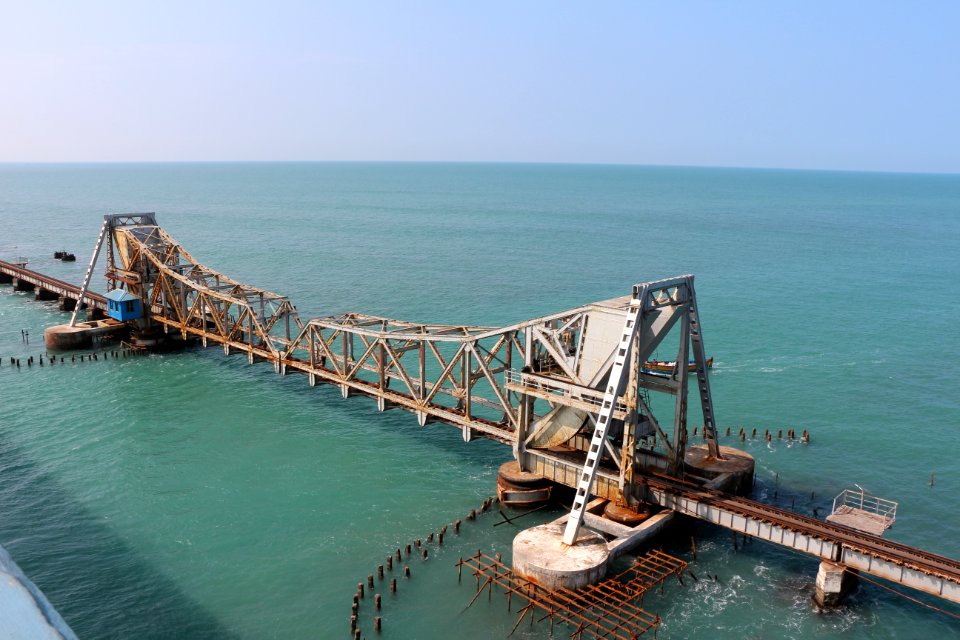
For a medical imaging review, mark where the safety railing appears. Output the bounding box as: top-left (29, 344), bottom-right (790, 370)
top-left (504, 368), bottom-right (631, 414)
top-left (832, 488), bottom-right (897, 528)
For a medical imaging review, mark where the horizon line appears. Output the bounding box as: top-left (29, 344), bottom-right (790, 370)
top-left (0, 159), bottom-right (956, 177)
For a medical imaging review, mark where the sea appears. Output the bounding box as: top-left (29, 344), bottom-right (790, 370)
top-left (0, 162), bottom-right (958, 639)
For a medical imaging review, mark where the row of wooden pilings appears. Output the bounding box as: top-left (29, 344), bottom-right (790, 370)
top-left (691, 425), bottom-right (811, 443)
top-left (1, 348), bottom-right (145, 370)
top-left (349, 495), bottom-right (497, 639)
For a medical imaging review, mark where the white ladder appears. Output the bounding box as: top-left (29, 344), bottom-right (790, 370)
top-left (562, 286), bottom-right (645, 545)
top-left (687, 290), bottom-right (720, 458)
top-left (69, 219), bottom-right (110, 327)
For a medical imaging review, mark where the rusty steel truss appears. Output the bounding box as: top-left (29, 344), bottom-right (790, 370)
top-left (457, 550), bottom-right (687, 639)
top-left (94, 213), bottom-right (720, 513)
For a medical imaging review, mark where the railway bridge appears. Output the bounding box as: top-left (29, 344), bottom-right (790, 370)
top-left (14, 213), bottom-right (960, 612)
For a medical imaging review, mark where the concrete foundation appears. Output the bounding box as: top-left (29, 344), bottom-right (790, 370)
top-left (685, 444), bottom-right (756, 495)
top-left (35, 288), bottom-right (59, 301)
top-left (129, 329), bottom-right (164, 349)
top-left (57, 296), bottom-right (86, 312)
top-left (12, 278), bottom-right (35, 292)
top-left (814, 561), bottom-right (858, 607)
top-left (513, 522), bottom-right (609, 590)
top-left (44, 319), bottom-right (126, 350)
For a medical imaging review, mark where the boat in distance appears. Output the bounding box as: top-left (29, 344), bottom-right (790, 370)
top-left (641, 357), bottom-right (713, 375)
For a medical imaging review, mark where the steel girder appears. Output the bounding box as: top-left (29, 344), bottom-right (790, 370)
top-left (99, 215), bottom-right (720, 504)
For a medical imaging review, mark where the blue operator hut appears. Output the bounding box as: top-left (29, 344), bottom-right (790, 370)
top-left (105, 288), bottom-right (142, 322)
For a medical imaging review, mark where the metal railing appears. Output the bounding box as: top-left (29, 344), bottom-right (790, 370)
top-left (832, 488), bottom-right (897, 527)
top-left (504, 368), bottom-right (631, 414)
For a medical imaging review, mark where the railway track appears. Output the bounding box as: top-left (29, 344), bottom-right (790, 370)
top-left (0, 259), bottom-right (107, 306)
top-left (646, 474), bottom-right (960, 584)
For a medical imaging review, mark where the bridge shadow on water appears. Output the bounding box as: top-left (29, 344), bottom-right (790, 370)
top-left (0, 432), bottom-right (238, 640)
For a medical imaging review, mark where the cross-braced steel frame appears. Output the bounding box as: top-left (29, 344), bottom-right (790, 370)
top-left (99, 213), bottom-right (721, 511)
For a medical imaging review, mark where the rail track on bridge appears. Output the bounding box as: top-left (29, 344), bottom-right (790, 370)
top-left (0, 259), bottom-right (107, 308)
top-left (646, 474), bottom-right (960, 588)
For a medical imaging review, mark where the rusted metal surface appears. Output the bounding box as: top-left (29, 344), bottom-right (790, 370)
top-left (496, 476), bottom-right (552, 507)
top-left (457, 550), bottom-right (686, 639)
top-left (103, 217), bottom-right (714, 457)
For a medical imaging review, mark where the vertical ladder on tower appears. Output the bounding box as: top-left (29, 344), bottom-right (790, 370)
top-left (562, 286), bottom-right (645, 546)
top-left (69, 219), bottom-right (110, 327)
top-left (687, 287), bottom-right (720, 458)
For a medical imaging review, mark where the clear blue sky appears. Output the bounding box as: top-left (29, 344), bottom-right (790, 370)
top-left (1, 1), bottom-right (957, 172)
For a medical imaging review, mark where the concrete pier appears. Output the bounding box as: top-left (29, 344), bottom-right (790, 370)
top-left (44, 319), bottom-right (126, 350)
top-left (513, 521), bottom-right (609, 590)
top-left (12, 278), bottom-right (35, 292)
top-left (512, 496), bottom-right (676, 590)
top-left (35, 288), bottom-right (59, 301)
top-left (57, 296), bottom-right (85, 312)
top-left (814, 561), bottom-right (858, 607)
top-left (685, 444), bottom-right (755, 495)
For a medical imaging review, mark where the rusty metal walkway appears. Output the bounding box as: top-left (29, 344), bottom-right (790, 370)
top-left (457, 550), bottom-right (686, 639)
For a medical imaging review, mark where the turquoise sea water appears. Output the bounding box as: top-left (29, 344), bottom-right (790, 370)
top-left (0, 163), bottom-right (958, 639)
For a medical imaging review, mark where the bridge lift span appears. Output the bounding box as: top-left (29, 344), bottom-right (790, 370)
top-left (88, 214), bottom-right (719, 521)
top-left (57, 213), bottom-right (960, 608)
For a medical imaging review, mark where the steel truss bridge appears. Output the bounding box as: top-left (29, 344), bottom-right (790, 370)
top-left (55, 213), bottom-right (960, 606)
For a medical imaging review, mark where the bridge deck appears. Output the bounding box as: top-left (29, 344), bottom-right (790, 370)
top-left (0, 259), bottom-right (107, 309)
top-left (644, 475), bottom-right (960, 604)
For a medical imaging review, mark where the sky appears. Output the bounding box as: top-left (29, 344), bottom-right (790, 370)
top-left (0, 1), bottom-right (957, 172)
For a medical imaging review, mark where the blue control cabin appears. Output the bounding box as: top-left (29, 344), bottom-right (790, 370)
top-left (106, 288), bottom-right (142, 322)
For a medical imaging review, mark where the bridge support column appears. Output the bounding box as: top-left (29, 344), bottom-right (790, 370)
top-left (13, 278), bottom-right (35, 292)
top-left (223, 343), bottom-right (230, 356)
top-left (376, 396), bottom-right (387, 412)
top-left (340, 384), bottom-right (350, 399)
top-left (416, 410), bottom-right (428, 427)
top-left (814, 561), bottom-right (858, 607)
top-left (248, 350), bottom-right (254, 365)
top-left (308, 373), bottom-right (316, 387)
top-left (35, 288), bottom-right (59, 301)
top-left (58, 296), bottom-right (79, 312)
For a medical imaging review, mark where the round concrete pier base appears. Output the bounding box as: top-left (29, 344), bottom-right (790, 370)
top-left (129, 329), bottom-right (165, 349)
top-left (512, 522), bottom-right (608, 590)
top-left (685, 445), bottom-right (756, 495)
top-left (602, 501), bottom-right (655, 527)
top-left (44, 320), bottom-right (127, 350)
top-left (496, 461), bottom-right (553, 507)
